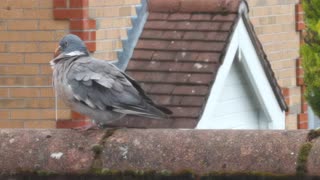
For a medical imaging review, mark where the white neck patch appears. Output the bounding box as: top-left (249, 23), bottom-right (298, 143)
top-left (65, 51), bottom-right (85, 56)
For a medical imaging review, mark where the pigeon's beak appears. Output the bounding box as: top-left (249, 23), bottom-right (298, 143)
top-left (54, 46), bottom-right (61, 58)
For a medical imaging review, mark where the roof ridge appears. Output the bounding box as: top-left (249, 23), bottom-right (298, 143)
top-left (148, 0), bottom-right (243, 14)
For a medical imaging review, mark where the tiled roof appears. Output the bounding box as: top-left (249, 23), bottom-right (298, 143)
top-left (112, 0), bottom-right (241, 128)
top-left (113, 0), bottom-right (287, 128)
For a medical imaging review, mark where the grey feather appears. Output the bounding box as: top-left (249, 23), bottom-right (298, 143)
top-left (51, 34), bottom-right (172, 127)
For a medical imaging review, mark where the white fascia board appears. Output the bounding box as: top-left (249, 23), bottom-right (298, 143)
top-left (196, 17), bottom-right (285, 129)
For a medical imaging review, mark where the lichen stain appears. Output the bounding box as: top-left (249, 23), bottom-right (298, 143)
top-left (50, 152), bottom-right (64, 160)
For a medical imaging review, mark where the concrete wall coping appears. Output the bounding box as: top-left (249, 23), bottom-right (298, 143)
top-left (1, 129), bottom-right (320, 179)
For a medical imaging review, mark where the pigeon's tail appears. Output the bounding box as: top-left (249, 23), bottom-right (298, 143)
top-left (145, 103), bottom-right (173, 119)
top-left (117, 102), bottom-right (172, 120)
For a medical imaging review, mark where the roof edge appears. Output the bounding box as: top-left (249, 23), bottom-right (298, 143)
top-left (240, 13), bottom-right (288, 111)
top-left (148, 0), bottom-right (243, 14)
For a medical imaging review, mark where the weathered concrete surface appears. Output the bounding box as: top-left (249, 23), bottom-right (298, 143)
top-left (0, 129), bottom-right (106, 174)
top-left (103, 129), bottom-right (307, 175)
top-left (308, 137), bottom-right (320, 176)
top-left (0, 129), bottom-right (317, 177)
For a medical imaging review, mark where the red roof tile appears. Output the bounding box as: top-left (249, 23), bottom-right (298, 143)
top-left (118, 0), bottom-right (286, 128)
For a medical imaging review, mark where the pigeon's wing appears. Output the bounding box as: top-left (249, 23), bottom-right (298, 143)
top-left (67, 57), bottom-right (171, 118)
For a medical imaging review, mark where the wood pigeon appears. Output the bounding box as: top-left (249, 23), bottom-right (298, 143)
top-left (50, 34), bottom-right (172, 130)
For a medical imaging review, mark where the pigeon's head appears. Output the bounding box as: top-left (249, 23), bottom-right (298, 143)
top-left (54, 34), bottom-right (89, 57)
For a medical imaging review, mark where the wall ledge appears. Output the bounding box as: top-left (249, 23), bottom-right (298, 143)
top-left (1, 129), bottom-right (320, 179)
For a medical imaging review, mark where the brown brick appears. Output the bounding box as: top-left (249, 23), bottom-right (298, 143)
top-left (23, 9), bottom-right (53, 19)
top-left (39, 109), bottom-right (71, 120)
top-left (57, 109), bottom-right (72, 119)
top-left (0, 9), bottom-right (23, 19)
top-left (24, 120), bottom-right (56, 129)
top-left (39, 20), bottom-right (69, 30)
top-left (38, 42), bottom-right (57, 52)
top-left (10, 88), bottom-right (40, 98)
top-left (40, 88), bottom-right (54, 97)
top-left (7, 0), bottom-right (38, 8)
top-left (25, 53), bottom-right (53, 64)
top-left (25, 98), bottom-right (55, 108)
top-left (7, 20), bottom-right (38, 30)
top-left (0, 43), bottom-right (6, 52)
top-left (0, 88), bottom-right (8, 98)
top-left (39, 0), bottom-right (53, 8)
top-left (0, 99), bottom-right (26, 108)
top-left (0, 77), bottom-right (24, 86)
top-left (0, 111), bottom-right (10, 120)
top-left (0, 21), bottom-right (7, 30)
top-left (119, 6), bottom-right (136, 16)
top-left (8, 42), bottom-right (38, 52)
top-left (40, 65), bottom-right (53, 75)
top-left (11, 110), bottom-right (40, 120)
top-left (24, 76), bottom-right (51, 86)
top-left (0, 54), bottom-right (24, 64)
top-left (0, 65), bottom-right (39, 75)
top-left (0, 120), bottom-right (24, 128)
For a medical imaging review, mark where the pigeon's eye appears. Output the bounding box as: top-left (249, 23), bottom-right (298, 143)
top-left (63, 41), bottom-right (68, 47)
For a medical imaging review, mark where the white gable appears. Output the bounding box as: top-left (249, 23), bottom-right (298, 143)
top-left (196, 16), bottom-right (285, 129)
top-left (210, 60), bottom-right (270, 129)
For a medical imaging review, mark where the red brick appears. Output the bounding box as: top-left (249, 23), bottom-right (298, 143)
top-left (70, 19), bottom-right (96, 30)
top-left (298, 121), bottom-right (308, 129)
top-left (72, 111), bottom-right (87, 120)
top-left (295, 4), bottom-right (303, 14)
top-left (297, 68), bottom-right (304, 77)
top-left (56, 120), bottom-right (91, 129)
top-left (282, 88), bottom-right (290, 97)
top-left (302, 103), bottom-right (308, 113)
top-left (85, 42), bottom-right (96, 52)
top-left (53, 0), bottom-right (67, 8)
top-left (54, 9), bottom-right (88, 19)
top-left (297, 77), bottom-right (304, 86)
top-left (296, 22), bottom-right (305, 31)
top-left (298, 113), bottom-right (308, 121)
top-left (70, 0), bottom-right (89, 8)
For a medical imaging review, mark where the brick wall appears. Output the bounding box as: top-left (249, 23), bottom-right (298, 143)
top-left (0, 0), bottom-right (140, 128)
top-left (0, 0), bottom-right (70, 128)
top-left (0, 0), bottom-right (303, 129)
top-left (89, 0), bottom-right (140, 61)
top-left (246, 0), bottom-right (303, 129)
